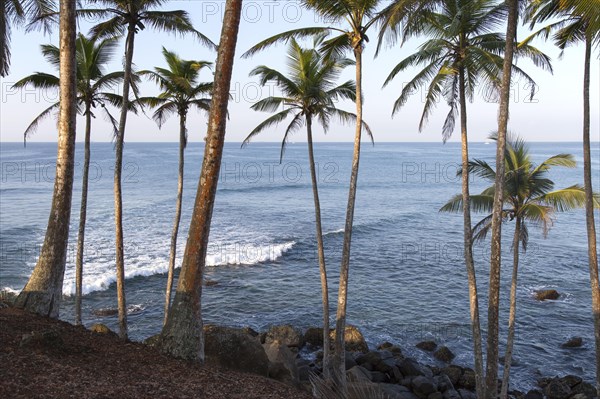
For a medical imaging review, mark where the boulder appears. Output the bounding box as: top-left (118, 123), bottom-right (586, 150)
top-left (263, 342), bottom-right (299, 384)
top-left (399, 358), bottom-right (431, 377)
top-left (442, 389), bottom-right (461, 399)
top-left (534, 289), bottom-right (560, 301)
top-left (543, 379), bottom-right (571, 399)
top-left (457, 389), bottom-right (476, 399)
top-left (265, 324), bottom-right (302, 348)
top-left (345, 352), bottom-right (358, 370)
top-left (330, 325), bottom-right (368, 353)
top-left (434, 346), bottom-right (455, 363)
top-left (570, 394), bottom-right (589, 399)
top-left (428, 393), bottom-right (443, 399)
top-left (441, 365), bottom-right (463, 386)
top-left (371, 371), bottom-right (388, 383)
top-left (90, 323), bottom-right (116, 336)
top-left (523, 390), bottom-right (543, 399)
top-left (558, 374), bottom-right (582, 388)
top-left (347, 365), bottom-right (373, 382)
top-left (412, 375), bottom-right (437, 398)
top-left (416, 341), bottom-right (438, 352)
top-left (457, 368), bottom-right (476, 390)
top-left (204, 325), bottom-right (269, 376)
top-left (91, 308), bottom-right (118, 317)
top-left (571, 381), bottom-right (596, 398)
top-left (356, 351), bottom-right (382, 366)
top-left (303, 327), bottom-right (324, 347)
top-left (434, 374), bottom-right (454, 392)
top-left (561, 337), bottom-right (583, 348)
top-left (378, 383), bottom-right (412, 399)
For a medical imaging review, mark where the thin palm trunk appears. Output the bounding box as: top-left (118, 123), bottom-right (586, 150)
top-left (164, 111), bottom-right (186, 325)
top-left (486, 1), bottom-right (518, 397)
top-left (501, 215), bottom-right (521, 398)
top-left (306, 115), bottom-right (331, 379)
top-left (334, 45), bottom-right (363, 392)
top-left (113, 22), bottom-right (136, 341)
top-left (75, 101), bottom-right (92, 325)
top-left (157, 0), bottom-right (242, 362)
top-left (459, 65), bottom-right (485, 397)
top-left (582, 33), bottom-right (600, 398)
top-left (14, 0), bottom-right (77, 317)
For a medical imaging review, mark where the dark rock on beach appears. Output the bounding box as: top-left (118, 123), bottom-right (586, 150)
top-left (416, 341), bottom-right (438, 352)
top-left (561, 336), bottom-right (583, 348)
top-left (543, 378), bottom-right (572, 399)
top-left (204, 325), bottom-right (269, 376)
top-left (265, 324), bottom-right (302, 348)
top-left (433, 346), bottom-right (455, 363)
top-left (534, 289), bottom-right (561, 301)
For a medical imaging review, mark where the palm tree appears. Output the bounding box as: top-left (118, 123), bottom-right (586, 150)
top-left (381, 2), bottom-right (551, 394)
top-left (135, 48), bottom-right (213, 325)
top-left (1, 0), bottom-right (56, 77)
top-left (525, 1), bottom-right (600, 394)
top-left (442, 135), bottom-right (599, 397)
top-left (485, 0), bottom-right (520, 396)
top-left (82, 0), bottom-right (215, 340)
top-left (13, 0), bottom-right (77, 318)
top-left (157, 0), bottom-right (243, 362)
top-left (12, 33), bottom-right (126, 325)
top-left (242, 36), bottom-right (371, 380)
top-left (244, 1), bottom-right (382, 387)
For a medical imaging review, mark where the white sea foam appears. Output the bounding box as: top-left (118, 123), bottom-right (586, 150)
top-left (61, 241), bottom-right (296, 297)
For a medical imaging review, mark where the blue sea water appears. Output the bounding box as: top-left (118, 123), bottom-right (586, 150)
top-left (0, 141), bottom-right (598, 390)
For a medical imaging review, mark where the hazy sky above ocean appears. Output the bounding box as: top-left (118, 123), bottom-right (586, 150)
top-left (0, 0), bottom-right (598, 143)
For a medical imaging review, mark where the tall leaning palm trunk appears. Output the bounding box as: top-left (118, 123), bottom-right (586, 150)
top-left (112, 21), bottom-right (136, 340)
top-left (582, 32), bottom-right (600, 397)
top-left (14, 0), bottom-right (76, 317)
top-left (486, 0), bottom-right (519, 397)
top-left (164, 111), bottom-right (186, 325)
top-left (458, 64), bottom-right (485, 397)
top-left (158, 0), bottom-right (242, 362)
top-left (75, 105), bottom-right (93, 325)
top-left (306, 115), bottom-right (331, 378)
top-left (334, 43), bottom-right (363, 388)
top-left (501, 215), bottom-right (522, 397)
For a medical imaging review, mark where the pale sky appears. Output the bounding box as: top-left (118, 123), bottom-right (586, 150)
top-left (0, 0), bottom-right (598, 143)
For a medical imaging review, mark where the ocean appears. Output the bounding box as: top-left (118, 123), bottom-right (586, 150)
top-left (0, 141), bottom-right (597, 390)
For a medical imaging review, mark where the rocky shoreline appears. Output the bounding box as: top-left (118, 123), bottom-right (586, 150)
top-left (145, 323), bottom-right (595, 399)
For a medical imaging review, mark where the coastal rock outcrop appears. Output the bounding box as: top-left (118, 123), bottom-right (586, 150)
top-left (561, 336), bottom-right (583, 348)
top-left (433, 346), bottom-right (455, 363)
top-left (204, 325), bottom-right (269, 376)
top-left (265, 324), bottom-right (302, 348)
top-left (329, 325), bottom-right (368, 353)
top-left (263, 342), bottom-right (299, 384)
top-left (534, 289), bottom-right (561, 301)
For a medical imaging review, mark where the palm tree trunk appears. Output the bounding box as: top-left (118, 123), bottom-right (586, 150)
top-left (306, 114), bottom-right (331, 379)
top-left (485, 1), bottom-right (518, 397)
top-left (582, 33), bottom-right (600, 398)
top-left (0, 0), bottom-right (9, 77)
top-left (157, 0), bottom-right (242, 362)
top-left (334, 44), bottom-right (364, 392)
top-left (459, 65), bottom-right (485, 397)
top-left (501, 216), bottom-right (521, 398)
top-left (75, 102), bottom-right (92, 325)
top-left (113, 22), bottom-right (136, 341)
top-left (164, 112), bottom-right (186, 325)
top-left (14, 0), bottom-right (77, 317)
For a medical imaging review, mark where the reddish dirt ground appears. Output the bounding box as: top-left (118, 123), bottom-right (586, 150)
top-left (0, 306), bottom-right (312, 399)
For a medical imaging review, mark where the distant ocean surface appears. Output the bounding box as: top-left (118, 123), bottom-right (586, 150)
top-left (1, 141), bottom-right (598, 389)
